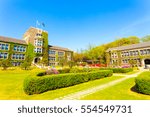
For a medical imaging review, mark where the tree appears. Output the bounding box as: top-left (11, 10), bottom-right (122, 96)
top-left (129, 59), bottom-right (137, 67)
top-left (0, 59), bottom-right (11, 70)
top-left (67, 61), bottom-right (75, 68)
top-left (73, 52), bottom-right (84, 62)
top-left (20, 61), bottom-right (31, 70)
top-left (59, 57), bottom-right (67, 68)
top-left (141, 35), bottom-right (150, 42)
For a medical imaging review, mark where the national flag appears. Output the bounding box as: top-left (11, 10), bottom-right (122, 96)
top-left (42, 22), bottom-right (45, 27)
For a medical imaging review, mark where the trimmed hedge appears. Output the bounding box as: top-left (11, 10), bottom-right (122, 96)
top-left (99, 68), bottom-right (133, 73)
top-left (58, 68), bottom-right (70, 74)
top-left (24, 70), bottom-right (113, 95)
top-left (135, 72), bottom-right (150, 95)
top-left (69, 67), bottom-right (92, 73)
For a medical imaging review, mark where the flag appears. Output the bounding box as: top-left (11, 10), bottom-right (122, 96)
top-left (42, 22), bottom-right (45, 27)
top-left (36, 20), bottom-right (40, 26)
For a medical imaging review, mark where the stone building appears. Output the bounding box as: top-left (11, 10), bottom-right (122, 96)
top-left (0, 27), bottom-right (73, 66)
top-left (106, 41), bottom-right (150, 68)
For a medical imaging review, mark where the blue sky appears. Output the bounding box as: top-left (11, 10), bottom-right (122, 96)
top-left (0, 0), bottom-right (150, 51)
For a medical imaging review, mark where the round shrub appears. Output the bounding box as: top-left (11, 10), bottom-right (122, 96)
top-left (135, 72), bottom-right (150, 95)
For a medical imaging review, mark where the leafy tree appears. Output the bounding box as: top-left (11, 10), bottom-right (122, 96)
top-left (20, 61), bottom-right (31, 70)
top-left (59, 57), bottom-right (67, 68)
top-left (75, 36), bottom-right (140, 65)
top-left (67, 61), bottom-right (75, 68)
top-left (73, 52), bottom-right (85, 62)
top-left (0, 59), bottom-right (11, 70)
top-left (141, 35), bottom-right (150, 42)
top-left (129, 59), bottom-right (137, 67)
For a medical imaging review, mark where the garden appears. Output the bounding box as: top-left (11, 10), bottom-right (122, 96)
top-left (0, 66), bottom-right (150, 100)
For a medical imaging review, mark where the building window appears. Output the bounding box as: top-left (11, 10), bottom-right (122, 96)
top-left (49, 50), bottom-right (56, 55)
top-left (36, 33), bottom-right (42, 37)
top-left (58, 52), bottom-right (64, 56)
top-left (14, 45), bottom-right (26, 52)
top-left (12, 54), bottom-right (25, 60)
top-left (0, 52), bottom-right (8, 59)
top-left (34, 39), bottom-right (43, 46)
top-left (147, 49), bottom-right (150, 54)
top-left (49, 63), bottom-right (55, 66)
top-left (12, 62), bottom-right (21, 66)
top-left (34, 48), bottom-right (42, 53)
top-left (49, 56), bottom-right (55, 61)
top-left (58, 57), bottom-right (64, 61)
top-left (0, 43), bottom-right (9, 50)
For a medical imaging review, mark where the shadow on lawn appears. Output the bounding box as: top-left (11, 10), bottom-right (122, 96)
top-left (130, 85), bottom-right (138, 93)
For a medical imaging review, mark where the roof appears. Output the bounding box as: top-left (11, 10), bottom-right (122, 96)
top-left (29, 26), bottom-right (48, 33)
top-left (49, 45), bottom-right (72, 51)
top-left (0, 36), bottom-right (27, 45)
top-left (106, 41), bottom-right (150, 52)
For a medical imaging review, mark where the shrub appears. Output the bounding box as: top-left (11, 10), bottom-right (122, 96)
top-left (0, 59), bottom-right (12, 70)
top-left (58, 68), bottom-right (70, 74)
top-left (69, 67), bottom-right (85, 73)
top-left (37, 72), bottom-right (46, 76)
top-left (46, 68), bottom-right (59, 75)
top-left (99, 68), bottom-right (133, 73)
top-left (24, 70), bottom-right (113, 95)
top-left (135, 72), bottom-right (150, 95)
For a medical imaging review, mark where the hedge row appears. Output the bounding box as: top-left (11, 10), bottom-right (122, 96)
top-left (135, 72), bottom-right (150, 95)
top-left (99, 68), bottom-right (133, 73)
top-left (23, 70), bottom-right (113, 95)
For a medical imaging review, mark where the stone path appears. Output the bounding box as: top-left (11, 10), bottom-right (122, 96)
top-left (55, 70), bottom-right (145, 100)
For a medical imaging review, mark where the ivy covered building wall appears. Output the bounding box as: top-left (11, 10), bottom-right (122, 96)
top-left (106, 41), bottom-right (150, 68)
top-left (0, 27), bottom-right (73, 67)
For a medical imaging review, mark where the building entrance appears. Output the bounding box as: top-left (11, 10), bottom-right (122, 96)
top-left (34, 57), bottom-right (40, 64)
top-left (144, 59), bottom-right (150, 69)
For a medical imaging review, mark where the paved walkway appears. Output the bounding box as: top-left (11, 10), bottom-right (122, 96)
top-left (55, 70), bottom-right (145, 100)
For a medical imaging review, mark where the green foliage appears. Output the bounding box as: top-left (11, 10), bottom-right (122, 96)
top-left (0, 59), bottom-right (12, 70)
top-left (20, 43), bottom-right (35, 69)
top-left (23, 70), bottom-right (113, 95)
top-left (129, 59), bottom-right (137, 67)
top-left (141, 35), bottom-right (150, 42)
top-left (58, 57), bottom-right (67, 67)
top-left (75, 36), bottom-right (140, 64)
top-left (67, 61), bottom-right (76, 68)
top-left (135, 72), bottom-right (150, 95)
top-left (42, 32), bottom-right (49, 66)
top-left (58, 68), bottom-right (70, 74)
top-left (69, 67), bottom-right (85, 73)
top-left (99, 68), bottom-right (133, 73)
top-left (20, 61), bottom-right (31, 70)
top-left (26, 43), bottom-right (35, 63)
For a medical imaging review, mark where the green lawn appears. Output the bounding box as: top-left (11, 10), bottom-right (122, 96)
top-left (0, 68), bottom-right (123, 100)
top-left (81, 77), bottom-right (150, 100)
top-left (0, 68), bottom-right (150, 100)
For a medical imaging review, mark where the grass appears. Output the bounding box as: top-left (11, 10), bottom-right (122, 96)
top-left (81, 77), bottom-right (150, 100)
top-left (0, 67), bottom-right (150, 100)
top-left (0, 67), bottom-right (123, 100)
